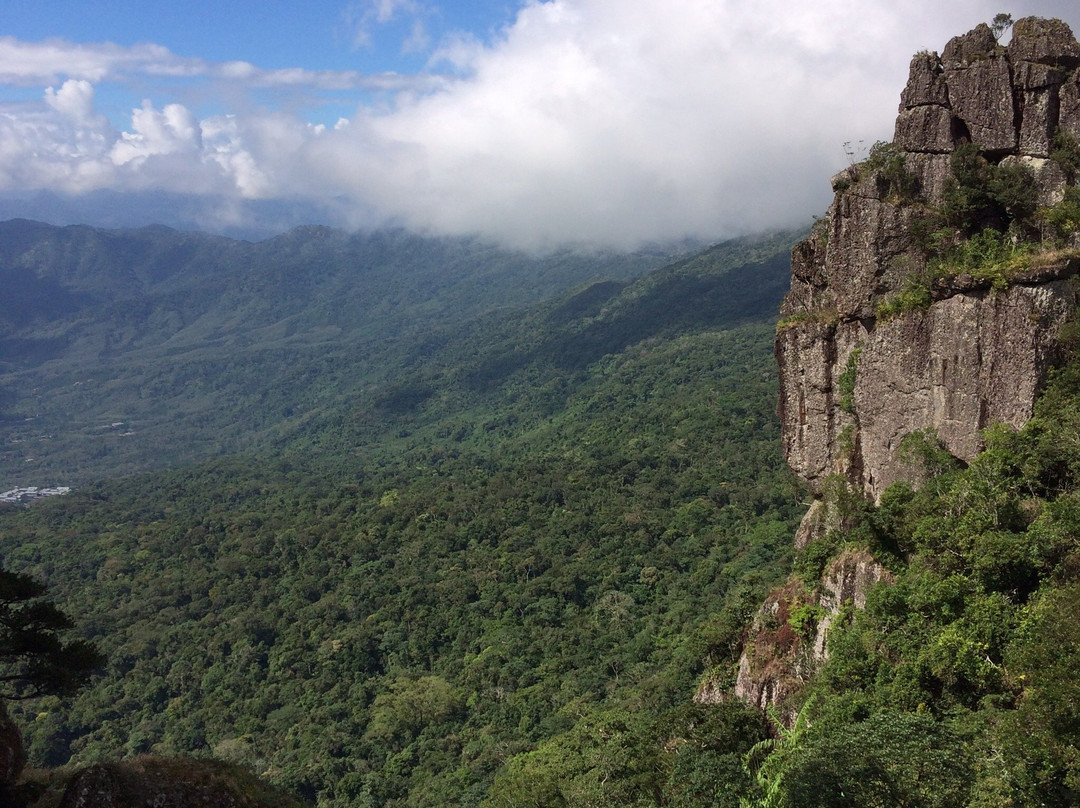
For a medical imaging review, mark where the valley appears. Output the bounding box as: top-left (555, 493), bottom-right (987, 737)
top-left (0, 222), bottom-right (803, 806)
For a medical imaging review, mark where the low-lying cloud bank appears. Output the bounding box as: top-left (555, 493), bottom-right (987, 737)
top-left (1, 1), bottom-right (1076, 250)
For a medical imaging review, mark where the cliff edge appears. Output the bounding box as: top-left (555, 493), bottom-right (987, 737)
top-left (779, 17), bottom-right (1080, 543)
top-left (729, 17), bottom-right (1080, 717)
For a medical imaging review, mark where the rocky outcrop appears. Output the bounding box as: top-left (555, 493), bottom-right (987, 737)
top-left (56, 757), bottom-right (307, 808)
top-left (733, 17), bottom-right (1080, 720)
top-left (724, 551), bottom-right (892, 723)
top-left (779, 269), bottom-right (1079, 508)
top-left (779, 17), bottom-right (1080, 517)
top-left (728, 579), bottom-right (815, 723)
top-left (810, 550), bottom-right (893, 660)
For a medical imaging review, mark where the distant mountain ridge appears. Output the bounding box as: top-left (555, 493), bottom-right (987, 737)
top-left (0, 219), bottom-right (678, 361)
top-left (0, 219), bottom-right (801, 484)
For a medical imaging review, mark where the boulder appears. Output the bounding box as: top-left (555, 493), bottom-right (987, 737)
top-left (899, 50), bottom-right (949, 109)
top-left (894, 104), bottom-right (955, 153)
top-left (1007, 16), bottom-right (1080, 68)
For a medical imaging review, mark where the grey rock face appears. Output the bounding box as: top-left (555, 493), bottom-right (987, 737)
top-left (737, 14), bottom-right (1080, 726)
top-left (904, 152), bottom-right (954, 202)
top-left (778, 17), bottom-right (1080, 514)
top-left (1059, 78), bottom-right (1080, 141)
top-left (894, 104), bottom-right (956, 153)
top-left (941, 23), bottom-right (998, 65)
top-left (1013, 57), bottom-right (1069, 158)
top-left (811, 550), bottom-right (892, 661)
top-left (899, 51), bottom-right (950, 109)
top-left (776, 319), bottom-right (860, 494)
top-left (854, 278), bottom-right (1076, 494)
top-left (780, 270), bottom-right (1077, 502)
top-left (1007, 16), bottom-right (1080, 67)
top-left (944, 53), bottom-right (1016, 154)
top-left (783, 192), bottom-right (928, 321)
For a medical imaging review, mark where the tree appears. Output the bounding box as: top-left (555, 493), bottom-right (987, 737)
top-left (991, 13), bottom-right (1014, 42)
top-left (778, 712), bottom-right (972, 808)
top-left (999, 583), bottom-right (1080, 805)
top-left (0, 569), bottom-right (103, 700)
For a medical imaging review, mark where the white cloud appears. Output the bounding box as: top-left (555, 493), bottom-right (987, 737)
top-left (111, 102), bottom-right (202, 165)
top-left (0, 37), bottom-right (199, 85)
top-left (0, 35), bottom-right (444, 92)
top-left (2, 1), bottom-right (1080, 248)
top-left (304, 0), bottom-right (1008, 248)
top-left (43, 79), bottom-right (98, 123)
top-left (345, 0), bottom-right (430, 51)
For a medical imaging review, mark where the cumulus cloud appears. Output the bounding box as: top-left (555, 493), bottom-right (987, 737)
top-left (43, 79), bottom-right (98, 122)
top-left (111, 102), bottom-right (202, 165)
top-left (306, 0), bottom-right (1071, 248)
top-left (2, 0), bottom-right (1080, 248)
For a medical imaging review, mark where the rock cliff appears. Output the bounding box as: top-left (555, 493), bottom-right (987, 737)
top-left (780, 17), bottom-right (1080, 540)
top-left (725, 551), bottom-right (891, 720)
top-left (732, 17), bottom-right (1080, 718)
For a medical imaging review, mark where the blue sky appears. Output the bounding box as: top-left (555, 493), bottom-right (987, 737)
top-left (3, 1), bottom-right (516, 70)
top-left (1, 1), bottom-right (518, 126)
top-left (2, 1), bottom-right (1080, 248)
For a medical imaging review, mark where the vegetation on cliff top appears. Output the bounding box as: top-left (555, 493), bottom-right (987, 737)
top-left (875, 138), bottom-right (1080, 320)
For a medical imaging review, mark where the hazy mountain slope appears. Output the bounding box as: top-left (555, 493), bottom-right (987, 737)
top-left (0, 221), bottom-right (712, 483)
top-left (0, 222), bottom-right (800, 483)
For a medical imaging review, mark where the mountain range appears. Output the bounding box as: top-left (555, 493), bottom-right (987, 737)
top-left (0, 219), bottom-right (794, 484)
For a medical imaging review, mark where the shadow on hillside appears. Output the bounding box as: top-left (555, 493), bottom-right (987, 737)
top-left (468, 253), bottom-right (790, 388)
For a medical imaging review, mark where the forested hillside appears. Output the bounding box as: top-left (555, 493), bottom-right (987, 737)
top-left (0, 220), bottom-right (721, 483)
top-left (0, 229), bottom-right (803, 806)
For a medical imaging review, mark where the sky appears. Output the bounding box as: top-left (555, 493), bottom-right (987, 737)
top-left (2, 1), bottom-right (1080, 250)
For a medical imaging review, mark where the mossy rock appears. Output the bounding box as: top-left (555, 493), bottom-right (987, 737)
top-left (24, 756), bottom-right (308, 808)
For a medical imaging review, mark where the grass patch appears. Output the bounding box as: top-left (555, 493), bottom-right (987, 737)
top-left (838, 349), bottom-right (861, 414)
top-left (876, 279), bottom-right (934, 321)
top-left (776, 308), bottom-right (840, 332)
top-left (877, 232), bottom-right (1080, 322)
